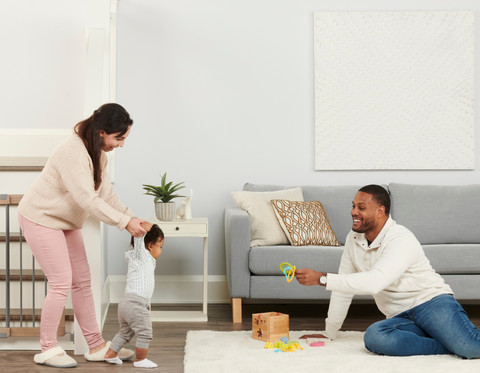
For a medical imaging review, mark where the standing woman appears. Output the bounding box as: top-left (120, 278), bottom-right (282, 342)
top-left (18, 103), bottom-right (146, 368)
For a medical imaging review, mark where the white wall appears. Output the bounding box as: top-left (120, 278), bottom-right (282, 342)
top-left (1, 1), bottom-right (479, 283)
top-left (109, 0), bottom-right (480, 278)
top-left (0, 1), bottom-right (86, 129)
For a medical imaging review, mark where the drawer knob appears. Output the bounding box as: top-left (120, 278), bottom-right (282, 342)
top-left (176, 227), bottom-right (180, 231)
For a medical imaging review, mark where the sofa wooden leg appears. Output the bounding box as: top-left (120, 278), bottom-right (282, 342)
top-left (232, 298), bottom-right (242, 323)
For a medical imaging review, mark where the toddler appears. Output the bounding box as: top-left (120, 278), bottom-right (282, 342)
top-left (104, 222), bottom-right (164, 368)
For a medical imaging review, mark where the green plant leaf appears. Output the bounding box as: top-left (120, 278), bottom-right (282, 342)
top-left (143, 173), bottom-right (186, 202)
top-left (168, 194), bottom-right (185, 199)
top-left (170, 182), bottom-right (185, 192)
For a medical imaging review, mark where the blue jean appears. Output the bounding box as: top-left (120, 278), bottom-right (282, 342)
top-left (364, 294), bottom-right (480, 359)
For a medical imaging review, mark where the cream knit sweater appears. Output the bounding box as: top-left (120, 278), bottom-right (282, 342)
top-left (18, 135), bottom-right (135, 230)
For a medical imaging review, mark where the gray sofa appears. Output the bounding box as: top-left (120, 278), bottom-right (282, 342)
top-left (225, 183), bottom-right (480, 323)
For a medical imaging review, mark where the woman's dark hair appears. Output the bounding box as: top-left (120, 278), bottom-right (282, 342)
top-left (130, 224), bottom-right (164, 250)
top-left (74, 103), bottom-right (133, 190)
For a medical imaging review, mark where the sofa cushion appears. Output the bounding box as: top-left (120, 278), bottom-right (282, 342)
top-left (244, 183), bottom-right (379, 245)
top-left (231, 187), bottom-right (304, 247)
top-left (423, 245), bottom-right (480, 274)
top-left (389, 183), bottom-right (480, 244)
top-left (271, 199), bottom-right (340, 246)
top-left (250, 276), bottom-right (372, 300)
top-left (248, 244), bottom-right (480, 276)
top-left (249, 245), bottom-right (345, 275)
top-left (439, 275), bottom-right (480, 300)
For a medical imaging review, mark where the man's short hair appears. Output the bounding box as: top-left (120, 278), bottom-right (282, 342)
top-left (358, 184), bottom-right (391, 215)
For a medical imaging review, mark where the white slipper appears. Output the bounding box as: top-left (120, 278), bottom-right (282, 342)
top-left (34, 346), bottom-right (77, 368)
top-left (118, 345), bottom-right (134, 361)
top-left (84, 341), bottom-right (134, 362)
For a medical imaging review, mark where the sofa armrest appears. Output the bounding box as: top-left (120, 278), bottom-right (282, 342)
top-left (225, 205), bottom-right (251, 298)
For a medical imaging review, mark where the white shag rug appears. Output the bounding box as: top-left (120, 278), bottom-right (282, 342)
top-left (184, 330), bottom-right (480, 373)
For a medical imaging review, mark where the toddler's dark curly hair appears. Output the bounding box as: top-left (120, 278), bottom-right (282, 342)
top-left (130, 224), bottom-right (164, 251)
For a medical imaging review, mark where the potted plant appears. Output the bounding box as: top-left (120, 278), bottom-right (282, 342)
top-left (142, 173), bottom-right (186, 221)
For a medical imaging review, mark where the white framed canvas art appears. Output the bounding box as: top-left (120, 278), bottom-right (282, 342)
top-left (314, 11), bottom-right (474, 170)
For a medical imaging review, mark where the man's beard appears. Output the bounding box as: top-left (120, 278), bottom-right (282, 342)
top-left (352, 217), bottom-right (375, 233)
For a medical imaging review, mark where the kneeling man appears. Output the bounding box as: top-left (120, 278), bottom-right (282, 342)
top-left (295, 184), bottom-right (480, 359)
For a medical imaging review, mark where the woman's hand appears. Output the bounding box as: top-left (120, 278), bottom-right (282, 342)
top-left (140, 221), bottom-right (153, 232)
top-left (126, 218), bottom-right (147, 237)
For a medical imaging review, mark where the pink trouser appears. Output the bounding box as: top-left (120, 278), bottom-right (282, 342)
top-left (18, 213), bottom-right (105, 352)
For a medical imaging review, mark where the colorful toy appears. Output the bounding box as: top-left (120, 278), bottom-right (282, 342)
top-left (306, 337), bottom-right (331, 346)
top-left (252, 312), bottom-right (289, 342)
top-left (264, 342), bottom-right (274, 349)
top-left (280, 262), bottom-right (296, 282)
top-left (261, 338), bottom-right (306, 353)
top-left (281, 343), bottom-right (303, 352)
top-left (306, 337), bottom-right (331, 347)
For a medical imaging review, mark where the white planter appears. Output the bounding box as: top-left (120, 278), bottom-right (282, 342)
top-left (155, 202), bottom-right (176, 221)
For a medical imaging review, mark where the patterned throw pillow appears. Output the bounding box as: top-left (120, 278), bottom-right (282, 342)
top-left (271, 199), bottom-right (340, 246)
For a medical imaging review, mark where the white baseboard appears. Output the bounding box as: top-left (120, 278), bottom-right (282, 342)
top-left (108, 275), bottom-right (230, 304)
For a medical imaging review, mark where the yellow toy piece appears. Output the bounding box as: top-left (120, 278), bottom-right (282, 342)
top-left (264, 342), bottom-right (274, 349)
top-left (276, 342), bottom-right (303, 352)
top-left (279, 262), bottom-right (296, 283)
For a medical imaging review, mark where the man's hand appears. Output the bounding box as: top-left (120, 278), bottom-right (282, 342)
top-left (140, 221), bottom-right (153, 232)
top-left (294, 268), bottom-right (322, 286)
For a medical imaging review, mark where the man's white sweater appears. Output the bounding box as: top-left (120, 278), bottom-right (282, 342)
top-left (324, 217), bottom-right (453, 339)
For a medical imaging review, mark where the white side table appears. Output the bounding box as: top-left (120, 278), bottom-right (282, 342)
top-left (144, 217), bottom-right (208, 322)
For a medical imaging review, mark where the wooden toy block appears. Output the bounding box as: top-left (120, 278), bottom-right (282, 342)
top-left (252, 312), bottom-right (289, 342)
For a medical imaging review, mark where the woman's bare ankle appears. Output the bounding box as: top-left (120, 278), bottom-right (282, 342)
top-left (89, 342), bottom-right (107, 354)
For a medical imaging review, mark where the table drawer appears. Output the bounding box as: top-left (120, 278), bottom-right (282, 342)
top-left (160, 223), bottom-right (207, 235)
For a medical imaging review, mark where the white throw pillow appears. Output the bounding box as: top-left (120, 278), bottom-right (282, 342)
top-left (231, 187), bottom-right (304, 247)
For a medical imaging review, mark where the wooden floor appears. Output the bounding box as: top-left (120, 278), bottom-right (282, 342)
top-left (1, 302), bottom-right (479, 372)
